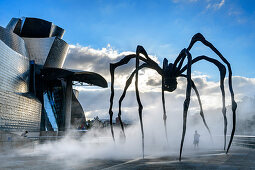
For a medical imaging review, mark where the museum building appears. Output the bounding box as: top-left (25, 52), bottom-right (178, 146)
top-left (0, 17), bottom-right (107, 132)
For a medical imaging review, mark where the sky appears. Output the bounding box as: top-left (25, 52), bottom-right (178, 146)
top-left (0, 0), bottom-right (255, 122)
top-left (0, 0), bottom-right (255, 78)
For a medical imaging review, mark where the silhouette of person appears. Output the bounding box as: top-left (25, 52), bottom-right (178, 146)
top-left (193, 130), bottom-right (200, 149)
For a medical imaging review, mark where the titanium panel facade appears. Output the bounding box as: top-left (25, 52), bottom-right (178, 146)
top-left (49, 24), bottom-right (65, 39)
top-left (0, 27), bottom-right (42, 132)
top-left (0, 26), bottom-right (28, 57)
top-left (5, 18), bottom-right (22, 34)
top-left (0, 40), bottom-right (29, 93)
top-left (0, 91), bottom-right (41, 131)
top-left (0, 16), bottom-right (107, 132)
top-left (71, 90), bottom-right (86, 128)
top-left (6, 17), bottom-right (65, 39)
top-left (23, 37), bottom-right (55, 65)
top-left (44, 38), bottom-right (69, 68)
top-left (20, 18), bottom-right (52, 38)
top-left (24, 37), bottom-right (68, 68)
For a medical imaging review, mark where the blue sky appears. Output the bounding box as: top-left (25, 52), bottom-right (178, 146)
top-left (0, 0), bottom-right (255, 79)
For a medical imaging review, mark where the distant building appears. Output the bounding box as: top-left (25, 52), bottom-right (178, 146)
top-left (0, 17), bottom-right (107, 133)
top-left (91, 116), bottom-right (104, 129)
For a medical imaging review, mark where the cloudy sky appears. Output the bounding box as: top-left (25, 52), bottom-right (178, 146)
top-left (0, 0), bottom-right (255, 123)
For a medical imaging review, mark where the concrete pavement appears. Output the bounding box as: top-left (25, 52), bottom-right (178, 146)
top-left (0, 146), bottom-right (254, 169)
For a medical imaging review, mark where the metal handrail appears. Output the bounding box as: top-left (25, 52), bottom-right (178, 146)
top-left (232, 135), bottom-right (255, 149)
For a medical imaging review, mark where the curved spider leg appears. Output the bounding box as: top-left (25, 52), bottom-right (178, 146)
top-left (135, 47), bottom-right (145, 159)
top-left (180, 55), bottom-right (228, 150)
top-left (187, 33), bottom-right (237, 153)
top-left (117, 63), bottom-right (149, 139)
top-left (179, 74), bottom-right (212, 137)
top-left (138, 46), bottom-right (167, 140)
top-left (136, 45), bottom-right (163, 74)
top-left (162, 82), bottom-right (168, 143)
top-left (162, 59), bottom-right (169, 142)
top-left (176, 56), bottom-right (186, 75)
top-left (109, 54), bottom-right (148, 141)
top-left (135, 45), bottom-right (164, 158)
top-left (172, 49), bottom-right (186, 74)
top-left (179, 49), bottom-right (192, 161)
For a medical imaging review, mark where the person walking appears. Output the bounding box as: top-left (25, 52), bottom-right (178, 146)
top-left (193, 130), bottom-right (200, 149)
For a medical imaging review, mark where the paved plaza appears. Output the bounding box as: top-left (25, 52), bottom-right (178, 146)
top-left (0, 145), bottom-right (254, 169)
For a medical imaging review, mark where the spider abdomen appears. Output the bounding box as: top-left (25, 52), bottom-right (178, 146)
top-left (163, 77), bottom-right (177, 92)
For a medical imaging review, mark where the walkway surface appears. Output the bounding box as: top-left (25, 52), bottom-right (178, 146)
top-left (0, 146), bottom-right (254, 169)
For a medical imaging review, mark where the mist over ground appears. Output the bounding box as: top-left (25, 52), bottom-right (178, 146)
top-left (16, 94), bottom-right (255, 168)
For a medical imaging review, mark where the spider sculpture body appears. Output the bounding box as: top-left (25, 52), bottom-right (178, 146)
top-left (109, 33), bottom-right (237, 161)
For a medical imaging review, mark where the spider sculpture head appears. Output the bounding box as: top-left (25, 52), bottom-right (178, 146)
top-left (109, 33), bottom-right (237, 161)
top-left (163, 58), bottom-right (178, 92)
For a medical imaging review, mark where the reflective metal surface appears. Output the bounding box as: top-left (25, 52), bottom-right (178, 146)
top-left (0, 16), bottom-right (107, 133)
top-left (6, 17), bottom-right (65, 39)
top-left (44, 37), bottom-right (69, 68)
top-left (24, 37), bottom-right (68, 68)
top-left (23, 37), bottom-right (55, 65)
top-left (0, 37), bottom-right (41, 131)
top-left (5, 18), bottom-right (22, 34)
top-left (0, 40), bottom-right (29, 93)
top-left (0, 91), bottom-right (41, 131)
top-left (49, 24), bottom-right (65, 39)
top-left (71, 90), bottom-right (86, 128)
top-left (0, 26), bottom-right (28, 57)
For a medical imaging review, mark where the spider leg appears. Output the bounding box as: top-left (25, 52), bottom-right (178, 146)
top-left (109, 54), bottom-right (148, 140)
top-left (110, 45), bottom-right (162, 157)
top-left (172, 49), bottom-right (186, 74)
top-left (138, 45), bottom-right (167, 142)
top-left (179, 49), bottom-right (192, 161)
top-left (187, 33), bottom-right (237, 153)
top-left (117, 63), bottom-right (149, 138)
top-left (137, 45), bottom-right (163, 74)
top-left (136, 47), bottom-right (145, 158)
top-left (176, 56), bottom-right (186, 75)
top-left (162, 59), bottom-right (169, 142)
top-left (179, 74), bottom-right (211, 136)
top-left (179, 55), bottom-right (227, 150)
top-left (161, 85), bottom-right (168, 143)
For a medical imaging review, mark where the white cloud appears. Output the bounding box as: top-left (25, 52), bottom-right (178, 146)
top-left (218, 0), bottom-right (225, 8)
top-left (172, 0), bottom-right (225, 10)
top-left (206, 0), bottom-right (225, 10)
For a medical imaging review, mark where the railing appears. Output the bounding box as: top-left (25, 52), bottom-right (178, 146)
top-left (232, 135), bottom-right (255, 149)
top-left (27, 130), bottom-right (88, 143)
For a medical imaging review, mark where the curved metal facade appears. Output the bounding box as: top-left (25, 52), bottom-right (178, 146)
top-left (23, 37), bottom-right (68, 68)
top-left (0, 16), bottom-right (107, 133)
top-left (0, 26), bottom-right (28, 57)
top-left (0, 91), bottom-right (41, 131)
top-left (71, 90), bottom-right (86, 128)
top-left (6, 17), bottom-right (65, 39)
top-left (23, 37), bottom-right (55, 65)
top-left (44, 37), bottom-right (69, 68)
top-left (0, 37), bottom-right (42, 131)
top-left (49, 24), bottom-right (65, 39)
top-left (5, 18), bottom-right (22, 34)
top-left (0, 40), bottom-right (29, 93)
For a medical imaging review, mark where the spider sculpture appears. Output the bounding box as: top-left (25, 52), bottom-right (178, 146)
top-left (109, 33), bottom-right (237, 161)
